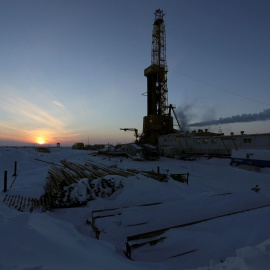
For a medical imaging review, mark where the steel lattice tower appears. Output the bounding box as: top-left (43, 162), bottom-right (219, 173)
top-left (145, 9), bottom-right (168, 116)
top-left (142, 9), bottom-right (173, 144)
top-left (152, 9), bottom-right (167, 67)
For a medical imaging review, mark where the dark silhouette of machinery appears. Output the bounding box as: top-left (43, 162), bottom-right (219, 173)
top-left (120, 9), bottom-right (181, 146)
top-left (120, 128), bottom-right (140, 142)
top-left (141, 9), bottom-right (175, 144)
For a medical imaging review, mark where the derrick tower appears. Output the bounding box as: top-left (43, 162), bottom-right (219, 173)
top-left (142, 9), bottom-right (174, 144)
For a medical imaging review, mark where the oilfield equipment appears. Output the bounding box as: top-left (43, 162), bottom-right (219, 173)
top-left (138, 10), bottom-right (270, 156)
top-left (141, 9), bottom-right (178, 144)
top-left (118, 10), bottom-right (184, 159)
top-left (120, 128), bottom-right (140, 142)
top-left (119, 9), bottom-right (181, 147)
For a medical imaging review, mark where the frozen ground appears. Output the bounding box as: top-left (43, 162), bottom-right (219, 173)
top-left (1, 147), bottom-right (270, 270)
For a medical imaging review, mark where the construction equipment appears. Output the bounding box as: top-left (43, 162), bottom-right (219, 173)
top-left (120, 128), bottom-right (140, 142)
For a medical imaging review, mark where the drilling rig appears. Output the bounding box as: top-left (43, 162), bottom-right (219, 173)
top-left (141, 9), bottom-right (174, 144)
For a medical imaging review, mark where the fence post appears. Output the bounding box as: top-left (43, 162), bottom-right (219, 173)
top-left (157, 166), bottom-right (160, 174)
top-left (12, 161), bottom-right (17, 176)
top-left (3, 171), bottom-right (7, 192)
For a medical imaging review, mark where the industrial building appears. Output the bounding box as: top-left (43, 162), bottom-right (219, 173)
top-left (158, 131), bottom-right (270, 156)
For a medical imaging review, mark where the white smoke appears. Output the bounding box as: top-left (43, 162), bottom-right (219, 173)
top-left (175, 105), bottom-right (194, 131)
top-left (176, 104), bottom-right (216, 131)
top-left (189, 108), bottom-right (270, 127)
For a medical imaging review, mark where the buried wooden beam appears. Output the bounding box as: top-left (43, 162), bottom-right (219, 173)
top-left (169, 249), bottom-right (197, 259)
top-left (125, 203), bottom-right (270, 258)
top-left (91, 201), bottom-right (163, 223)
top-left (125, 236), bottom-right (167, 258)
top-left (86, 219), bottom-right (101, 239)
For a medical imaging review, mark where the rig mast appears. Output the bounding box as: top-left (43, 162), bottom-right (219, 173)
top-left (142, 9), bottom-right (174, 144)
top-left (150, 9), bottom-right (168, 115)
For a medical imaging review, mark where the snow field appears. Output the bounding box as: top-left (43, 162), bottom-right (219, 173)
top-left (1, 147), bottom-right (270, 269)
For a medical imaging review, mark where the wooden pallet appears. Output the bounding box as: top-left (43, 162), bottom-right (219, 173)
top-left (2, 193), bottom-right (52, 212)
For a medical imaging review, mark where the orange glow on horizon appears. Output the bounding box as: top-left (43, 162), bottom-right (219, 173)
top-left (36, 137), bottom-right (45, 145)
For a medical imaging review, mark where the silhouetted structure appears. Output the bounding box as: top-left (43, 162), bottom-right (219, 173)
top-left (142, 9), bottom-right (174, 144)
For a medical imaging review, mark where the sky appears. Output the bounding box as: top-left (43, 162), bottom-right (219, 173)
top-left (0, 0), bottom-right (269, 146)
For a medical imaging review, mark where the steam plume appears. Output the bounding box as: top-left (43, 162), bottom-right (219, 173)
top-left (189, 109), bottom-right (270, 127)
top-left (175, 105), bottom-right (193, 131)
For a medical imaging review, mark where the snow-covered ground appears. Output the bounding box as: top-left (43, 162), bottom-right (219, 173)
top-left (1, 147), bottom-right (270, 270)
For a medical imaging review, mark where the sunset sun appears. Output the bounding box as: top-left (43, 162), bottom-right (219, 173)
top-left (37, 138), bottom-right (45, 145)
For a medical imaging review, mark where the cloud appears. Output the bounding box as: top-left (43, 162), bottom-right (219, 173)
top-left (52, 100), bottom-right (65, 108)
top-left (1, 96), bottom-right (65, 130)
top-left (0, 88), bottom-right (78, 144)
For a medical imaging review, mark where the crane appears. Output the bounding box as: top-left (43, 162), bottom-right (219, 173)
top-left (120, 128), bottom-right (140, 142)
